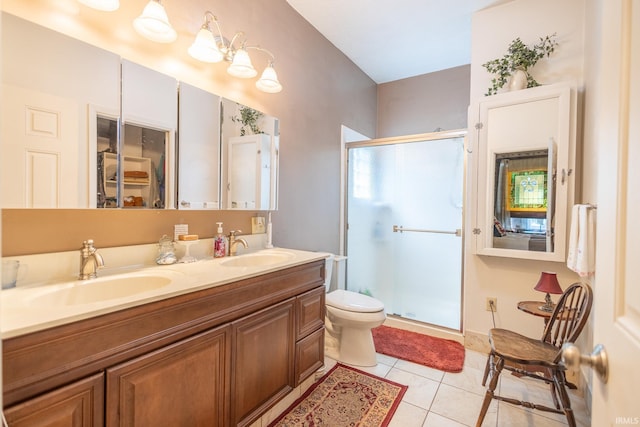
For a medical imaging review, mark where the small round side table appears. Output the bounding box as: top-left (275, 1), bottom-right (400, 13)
top-left (517, 300), bottom-right (554, 322)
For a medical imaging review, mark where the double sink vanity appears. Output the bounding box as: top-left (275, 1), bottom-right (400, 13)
top-left (2, 247), bottom-right (328, 426)
top-left (1, 8), bottom-right (323, 426)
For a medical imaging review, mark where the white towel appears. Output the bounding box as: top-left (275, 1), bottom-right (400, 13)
top-left (566, 204), bottom-right (596, 277)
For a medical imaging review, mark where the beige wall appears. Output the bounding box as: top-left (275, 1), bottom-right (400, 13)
top-left (465, 0), bottom-right (586, 345)
top-left (1, 1), bottom-right (596, 357)
top-left (376, 65), bottom-right (470, 137)
top-left (0, 0), bottom-right (377, 255)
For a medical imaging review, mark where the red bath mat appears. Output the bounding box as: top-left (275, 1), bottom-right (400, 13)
top-left (372, 325), bottom-right (465, 372)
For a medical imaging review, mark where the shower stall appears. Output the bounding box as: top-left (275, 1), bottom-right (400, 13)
top-left (345, 130), bottom-right (465, 331)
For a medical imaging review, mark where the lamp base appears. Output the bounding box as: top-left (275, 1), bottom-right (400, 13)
top-left (538, 293), bottom-right (555, 312)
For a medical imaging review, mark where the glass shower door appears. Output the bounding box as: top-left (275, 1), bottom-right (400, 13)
top-left (346, 134), bottom-right (464, 330)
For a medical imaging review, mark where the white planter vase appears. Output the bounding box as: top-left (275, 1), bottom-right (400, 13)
top-left (508, 68), bottom-right (528, 91)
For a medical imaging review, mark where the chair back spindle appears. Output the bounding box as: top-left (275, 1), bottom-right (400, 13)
top-left (541, 282), bottom-right (593, 360)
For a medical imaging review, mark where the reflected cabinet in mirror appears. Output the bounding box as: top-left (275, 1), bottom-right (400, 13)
top-left (472, 83), bottom-right (576, 262)
top-left (96, 60), bottom-right (177, 209)
top-left (1, 12), bottom-right (279, 211)
top-left (221, 98), bottom-right (279, 210)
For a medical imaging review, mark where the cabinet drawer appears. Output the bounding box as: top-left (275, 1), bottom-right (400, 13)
top-left (296, 286), bottom-right (325, 340)
top-left (295, 327), bottom-right (325, 386)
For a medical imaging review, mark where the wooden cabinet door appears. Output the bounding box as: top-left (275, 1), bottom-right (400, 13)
top-left (231, 299), bottom-right (295, 426)
top-left (4, 373), bottom-right (104, 427)
top-left (106, 325), bottom-right (230, 427)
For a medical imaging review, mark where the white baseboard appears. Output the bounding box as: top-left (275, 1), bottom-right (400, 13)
top-left (464, 329), bottom-right (491, 353)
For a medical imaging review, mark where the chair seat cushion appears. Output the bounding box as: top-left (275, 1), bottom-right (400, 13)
top-left (489, 328), bottom-right (559, 366)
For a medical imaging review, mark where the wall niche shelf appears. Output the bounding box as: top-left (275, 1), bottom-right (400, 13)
top-left (101, 152), bottom-right (153, 208)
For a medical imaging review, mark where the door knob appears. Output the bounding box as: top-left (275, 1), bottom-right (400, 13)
top-left (561, 343), bottom-right (608, 383)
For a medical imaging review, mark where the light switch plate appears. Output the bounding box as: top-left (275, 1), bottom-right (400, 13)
top-left (252, 216), bottom-right (266, 234)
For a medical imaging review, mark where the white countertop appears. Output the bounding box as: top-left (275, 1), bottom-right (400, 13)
top-left (1, 247), bottom-right (329, 339)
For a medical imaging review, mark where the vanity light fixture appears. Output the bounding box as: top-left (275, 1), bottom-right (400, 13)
top-left (77, 0), bottom-right (119, 11)
top-left (188, 11), bottom-right (283, 93)
top-left (133, 0), bottom-right (177, 44)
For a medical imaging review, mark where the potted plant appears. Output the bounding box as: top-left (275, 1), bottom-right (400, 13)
top-left (231, 104), bottom-right (264, 136)
top-left (483, 34), bottom-right (558, 96)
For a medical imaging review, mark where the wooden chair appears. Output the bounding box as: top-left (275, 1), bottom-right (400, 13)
top-left (476, 282), bottom-right (593, 427)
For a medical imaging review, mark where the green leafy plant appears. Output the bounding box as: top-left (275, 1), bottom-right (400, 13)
top-left (231, 105), bottom-right (264, 136)
top-left (483, 34), bottom-right (558, 96)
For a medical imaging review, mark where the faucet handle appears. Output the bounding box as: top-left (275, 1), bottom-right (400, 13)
top-left (228, 230), bottom-right (242, 237)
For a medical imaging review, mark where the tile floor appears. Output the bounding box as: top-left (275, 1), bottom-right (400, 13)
top-left (254, 349), bottom-right (591, 427)
top-left (322, 350), bottom-right (591, 427)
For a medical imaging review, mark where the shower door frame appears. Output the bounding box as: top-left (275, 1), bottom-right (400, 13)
top-left (343, 129), bottom-right (467, 332)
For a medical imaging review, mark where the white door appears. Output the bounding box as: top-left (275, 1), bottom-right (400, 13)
top-left (591, 1), bottom-right (640, 424)
top-left (1, 85), bottom-right (80, 208)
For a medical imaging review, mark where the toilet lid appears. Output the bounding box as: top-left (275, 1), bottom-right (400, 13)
top-left (326, 289), bottom-right (384, 313)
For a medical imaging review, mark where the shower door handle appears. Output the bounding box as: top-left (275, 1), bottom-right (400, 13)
top-left (393, 225), bottom-right (462, 237)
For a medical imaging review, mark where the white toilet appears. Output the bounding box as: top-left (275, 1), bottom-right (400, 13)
top-left (323, 254), bottom-right (386, 367)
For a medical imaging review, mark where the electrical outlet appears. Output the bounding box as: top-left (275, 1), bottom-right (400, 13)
top-left (486, 297), bottom-right (497, 311)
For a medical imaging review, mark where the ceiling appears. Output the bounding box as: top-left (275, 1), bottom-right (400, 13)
top-left (286, 0), bottom-right (507, 84)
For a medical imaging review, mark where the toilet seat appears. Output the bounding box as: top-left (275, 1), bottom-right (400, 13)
top-left (326, 289), bottom-right (384, 313)
top-left (325, 305), bottom-right (386, 324)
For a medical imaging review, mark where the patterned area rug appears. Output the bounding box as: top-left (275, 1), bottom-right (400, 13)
top-left (372, 325), bottom-right (465, 373)
top-left (268, 363), bottom-right (407, 427)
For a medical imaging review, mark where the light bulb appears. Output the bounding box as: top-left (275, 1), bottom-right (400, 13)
top-left (256, 65), bottom-right (282, 93)
top-left (78, 0), bottom-right (119, 11)
top-left (227, 49), bottom-right (257, 78)
top-left (188, 28), bottom-right (224, 63)
top-left (133, 0), bottom-right (177, 43)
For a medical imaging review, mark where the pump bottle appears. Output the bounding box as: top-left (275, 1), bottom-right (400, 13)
top-left (213, 222), bottom-right (227, 258)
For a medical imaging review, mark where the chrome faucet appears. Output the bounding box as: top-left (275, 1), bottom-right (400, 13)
top-left (79, 239), bottom-right (105, 280)
top-left (228, 230), bottom-right (248, 256)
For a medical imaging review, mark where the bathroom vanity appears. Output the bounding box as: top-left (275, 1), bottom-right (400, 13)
top-left (1, 251), bottom-right (326, 426)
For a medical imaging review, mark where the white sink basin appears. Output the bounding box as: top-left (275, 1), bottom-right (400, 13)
top-left (221, 251), bottom-right (295, 268)
top-left (27, 274), bottom-right (172, 306)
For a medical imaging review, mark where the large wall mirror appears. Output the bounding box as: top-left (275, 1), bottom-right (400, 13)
top-left (0, 12), bottom-right (279, 211)
top-left (472, 83), bottom-right (576, 262)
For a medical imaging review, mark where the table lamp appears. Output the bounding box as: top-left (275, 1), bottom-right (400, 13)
top-left (534, 271), bottom-right (563, 312)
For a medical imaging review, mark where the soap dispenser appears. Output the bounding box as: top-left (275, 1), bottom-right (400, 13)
top-left (213, 222), bottom-right (227, 258)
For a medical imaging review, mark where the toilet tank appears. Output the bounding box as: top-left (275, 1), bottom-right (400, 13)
top-left (323, 254), bottom-right (334, 291)
top-left (330, 255), bottom-right (347, 292)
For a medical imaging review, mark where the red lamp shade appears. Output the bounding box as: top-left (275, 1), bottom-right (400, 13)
top-left (534, 271), bottom-right (563, 312)
top-left (534, 272), bottom-right (563, 294)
